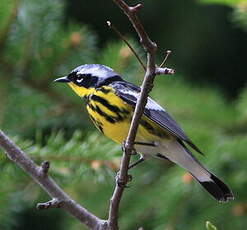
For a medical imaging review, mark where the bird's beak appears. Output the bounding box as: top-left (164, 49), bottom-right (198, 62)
top-left (53, 76), bottom-right (71, 83)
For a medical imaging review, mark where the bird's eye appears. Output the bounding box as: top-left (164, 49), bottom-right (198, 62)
top-left (76, 77), bottom-right (84, 83)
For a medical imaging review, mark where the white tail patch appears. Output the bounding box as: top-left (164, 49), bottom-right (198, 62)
top-left (134, 139), bottom-right (234, 202)
top-left (160, 140), bottom-right (211, 182)
top-left (135, 139), bottom-right (212, 182)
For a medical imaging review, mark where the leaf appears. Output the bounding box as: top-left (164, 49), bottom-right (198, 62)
top-left (206, 221), bottom-right (218, 230)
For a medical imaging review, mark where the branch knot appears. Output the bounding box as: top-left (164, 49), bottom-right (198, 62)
top-left (129, 3), bottom-right (143, 13)
top-left (156, 67), bottom-right (175, 75)
top-left (36, 198), bottom-right (64, 210)
top-left (39, 161), bottom-right (50, 177)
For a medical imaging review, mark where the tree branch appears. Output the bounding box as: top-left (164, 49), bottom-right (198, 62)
top-left (108, 1), bottom-right (174, 229)
top-left (0, 129), bottom-right (105, 230)
top-left (0, 1), bottom-right (174, 229)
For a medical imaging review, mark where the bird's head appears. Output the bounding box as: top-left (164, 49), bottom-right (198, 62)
top-left (54, 64), bottom-right (123, 97)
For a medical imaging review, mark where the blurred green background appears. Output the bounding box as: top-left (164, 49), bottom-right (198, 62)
top-left (0, 0), bottom-right (247, 229)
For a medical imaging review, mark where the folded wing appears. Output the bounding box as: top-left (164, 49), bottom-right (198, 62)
top-left (112, 81), bottom-right (203, 155)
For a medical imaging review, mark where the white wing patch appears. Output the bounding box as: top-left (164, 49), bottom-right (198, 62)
top-left (146, 97), bottom-right (166, 111)
top-left (118, 87), bottom-right (166, 112)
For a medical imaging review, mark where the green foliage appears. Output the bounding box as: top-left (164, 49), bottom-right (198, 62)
top-left (0, 131), bottom-right (119, 230)
top-left (0, 0), bottom-right (247, 230)
top-left (2, 78), bottom-right (247, 230)
top-left (0, 0), bottom-right (99, 138)
top-left (232, 2), bottom-right (247, 31)
top-left (199, 0), bottom-right (244, 6)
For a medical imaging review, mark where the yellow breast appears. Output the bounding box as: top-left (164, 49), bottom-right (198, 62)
top-left (86, 86), bottom-right (170, 144)
top-left (86, 86), bottom-right (131, 143)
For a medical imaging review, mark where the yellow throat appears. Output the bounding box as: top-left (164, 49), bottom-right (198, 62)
top-left (68, 82), bottom-right (93, 97)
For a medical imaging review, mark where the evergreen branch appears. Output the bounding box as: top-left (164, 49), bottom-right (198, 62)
top-left (39, 33), bottom-right (83, 84)
top-left (24, 78), bottom-right (82, 112)
top-left (0, 129), bottom-right (106, 230)
top-left (28, 154), bottom-right (119, 170)
top-left (108, 1), bottom-right (174, 229)
top-left (0, 77), bottom-right (7, 127)
top-left (0, 0), bottom-right (20, 52)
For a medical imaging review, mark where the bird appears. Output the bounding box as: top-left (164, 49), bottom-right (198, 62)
top-left (54, 64), bottom-right (234, 202)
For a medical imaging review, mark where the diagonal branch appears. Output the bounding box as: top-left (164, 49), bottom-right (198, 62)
top-left (0, 129), bottom-right (106, 230)
top-left (108, 1), bottom-right (174, 230)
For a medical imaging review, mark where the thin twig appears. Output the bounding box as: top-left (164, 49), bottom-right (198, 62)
top-left (37, 198), bottom-right (64, 210)
top-left (112, 1), bottom-right (156, 51)
top-left (159, 50), bottom-right (172, 67)
top-left (156, 67), bottom-right (175, 75)
top-left (0, 0), bottom-right (20, 52)
top-left (107, 21), bottom-right (146, 71)
top-left (0, 130), bottom-right (105, 230)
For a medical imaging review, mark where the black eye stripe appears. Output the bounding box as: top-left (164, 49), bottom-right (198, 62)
top-left (67, 72), bottom-right (92, 81)
top-left (68, 73), bottom-right (98, 88)
top-left (67, 71), bottom-right (123, 88)
top-left (78, 73), bottom-right (91, 78)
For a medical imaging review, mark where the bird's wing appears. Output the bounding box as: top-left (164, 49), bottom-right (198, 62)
top-left (111, 81), bottom-right (203, 155)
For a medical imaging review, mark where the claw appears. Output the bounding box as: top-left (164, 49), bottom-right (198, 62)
top-left (130, 149), bottom-right (137, 155)
top-left (121, 141), bottom-right (137, 155)
top-left (115, 171), bottom-right (132, 188)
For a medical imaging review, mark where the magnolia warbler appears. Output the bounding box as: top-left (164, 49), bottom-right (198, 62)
top-left (54, 64), bottom-right (234, 202)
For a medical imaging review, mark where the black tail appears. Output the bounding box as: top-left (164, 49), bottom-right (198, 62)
top-left (198, 174), bottom-right (234, 202)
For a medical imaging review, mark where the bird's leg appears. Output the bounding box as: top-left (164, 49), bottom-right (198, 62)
top-left (118, 141), bottom-right (153, 186)
top-left (134, 141), bottom-right (156, 147)
top-left (127, 141), bottom-right (156, 169)
top-left (116, 156), bottom-right (145, 187)
top-left (115, 171), bottom-right (132, 188)
top-left (121, 141), bottom-right (156, 155)
top-left (156, 153), bottom-right (169, 161)
top-left (128, 156), bottom-right (145, 170)
top-left (116, 141), bottom-right (135, 188)
top-left (121, 141), bottom-right (137, 155)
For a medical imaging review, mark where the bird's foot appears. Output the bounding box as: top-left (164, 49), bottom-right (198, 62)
top-left (121, 141), bottom-right (137, 155)
top-left (115, 171), bottom-right (132, 188)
